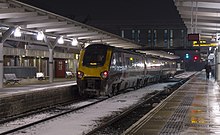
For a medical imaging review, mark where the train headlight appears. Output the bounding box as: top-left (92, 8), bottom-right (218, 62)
top-left (100, 71), bottom-right (108, 79)
top-left (77, 71), bottom-right (84, 79)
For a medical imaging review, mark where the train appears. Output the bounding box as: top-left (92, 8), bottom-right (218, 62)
top-left (77, 43), bottom-right (177, 97)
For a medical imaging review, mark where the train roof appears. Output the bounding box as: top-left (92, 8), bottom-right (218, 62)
top-left (138, 50), bottom-right (180, 60)
top-left (84, 43), bottom-right (180, 60)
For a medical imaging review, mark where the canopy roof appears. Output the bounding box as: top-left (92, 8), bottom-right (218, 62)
top-left (0, 0), bottom-right (142, 50)
top-left (174, 0), bottom-right (220, 41)
top-left (0, 0), bottom-right (179, 59)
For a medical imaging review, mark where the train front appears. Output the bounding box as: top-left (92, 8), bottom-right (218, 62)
top-left (77, 44), bottom-right (111, 97)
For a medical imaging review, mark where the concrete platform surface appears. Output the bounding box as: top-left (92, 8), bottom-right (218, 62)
top-left (123, 71), bottom-right (220, 135)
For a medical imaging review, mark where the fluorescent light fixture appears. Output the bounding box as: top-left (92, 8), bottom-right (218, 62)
top-left (71, 38), bottom-right (78, 46)
top-left (58, 36), bottom-right (64, 44)
top-left (37, 31), bottom-right (44, 41)
top-left (85, 42), bottom-right (90, 47)
top-left (14, 27), bottom-right (21, 37)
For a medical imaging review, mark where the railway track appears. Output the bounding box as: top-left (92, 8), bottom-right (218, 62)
top-left (0, 76), bottom-right (189, 135)
top-left (0, 97), bottom-right (108, 135)
top-left (85, 79), bottom-right (186, 135)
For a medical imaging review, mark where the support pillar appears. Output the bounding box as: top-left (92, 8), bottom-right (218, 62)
top-left (0, 43), bottom-right (3, 88)
top-left (190, 1), bottom-right (194, 33)
top-left (0, 27), bottom-right (16, 88)
top-left (195, 1), bottom-right (198, 33)
top-left (214, 48), bottom-right (217, 80)
top-left (217, 49), bottom-right (220, 81)
top-left (49, 48), bottom-right (54, 83)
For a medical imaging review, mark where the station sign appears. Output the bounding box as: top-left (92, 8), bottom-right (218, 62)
top-left (193, 40), bottom-right (218, 47)
top-left (188, 33), bottom-right (200, 41)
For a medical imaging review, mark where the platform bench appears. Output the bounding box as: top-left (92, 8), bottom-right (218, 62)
top-left (4, 73), bottom-right (21, 85)
top-left (66, 71), bottom-right (74, 79)
top-left (36, 72), bottom-right (49, 80)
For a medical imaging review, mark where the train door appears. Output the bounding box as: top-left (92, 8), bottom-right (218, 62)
top-left (55, 60), bottom-right (65, 78)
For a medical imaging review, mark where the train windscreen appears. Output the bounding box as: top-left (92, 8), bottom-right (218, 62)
top-left (83, 45), bottom-right (108, 67)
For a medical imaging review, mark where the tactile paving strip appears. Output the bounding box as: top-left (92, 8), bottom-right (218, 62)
top-left (159, 95), bottom-right (194, 134)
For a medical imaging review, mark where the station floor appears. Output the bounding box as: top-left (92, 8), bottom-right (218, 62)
top-left (124, 71), bottom-right (220, 135)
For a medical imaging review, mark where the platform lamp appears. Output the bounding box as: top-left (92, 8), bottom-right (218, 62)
top-left (13, 26), bottom-right (21, 37)
top-left (57, 36), bottom-right (64, 44)
top-left (71, 38), bottom-right (78, 46)
top-left (36, 31), bottom-right (44, 41)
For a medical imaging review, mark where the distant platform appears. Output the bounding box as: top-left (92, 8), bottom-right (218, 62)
top-left (0, 80), bottom-right (78, 119)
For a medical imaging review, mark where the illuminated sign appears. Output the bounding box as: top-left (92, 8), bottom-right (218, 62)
top-left (193, 41), bottom-right (218, 47)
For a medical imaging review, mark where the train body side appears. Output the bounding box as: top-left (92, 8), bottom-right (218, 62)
top-left (109, 48), bottom-right (146, 92)
top-left (77, 44), bottom-right (146, 97)
top-left (77, 44), bottom-right (176, 97)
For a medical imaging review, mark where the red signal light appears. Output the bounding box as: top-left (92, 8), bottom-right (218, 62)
top-left (193, 56), bottom-right (198, 60)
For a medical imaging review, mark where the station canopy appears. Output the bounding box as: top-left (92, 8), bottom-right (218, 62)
top-left (0, 0), bottom-right (179, 59)
top-left (0, 0), bottom-right (142, 51)
top-left (174, 0), bottom-right (220, 42)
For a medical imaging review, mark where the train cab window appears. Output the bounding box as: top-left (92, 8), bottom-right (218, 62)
top-left (83, 45), bottom-right (107, 67)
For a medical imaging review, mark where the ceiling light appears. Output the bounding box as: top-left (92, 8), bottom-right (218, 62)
top-left (37, 31), bottom-right (44, 41)
top-left (14, 27), bottom-right (21, 37)
top-left (71, 38), bottom-right (78, 46)
top-left (58, 36), bottom-right (64, 44)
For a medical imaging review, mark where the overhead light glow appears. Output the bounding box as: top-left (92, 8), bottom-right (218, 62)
top-left (84, 42), bottom-right (90, 47)
top-left (37, 31), bottom-right (44, 41)
top-left (71, 38), bottom-right (78, 46)
top-left (14, 27), bottom-right (21, 37)
top-left (58, 36), bottom-right (64, 44)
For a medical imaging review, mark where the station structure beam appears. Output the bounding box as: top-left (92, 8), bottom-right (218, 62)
top-left (174, 0), bottom-right (220, 81)
top-left (0, 0), bottom-right (178, 88)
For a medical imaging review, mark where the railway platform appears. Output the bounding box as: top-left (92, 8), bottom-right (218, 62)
top-left (0, 78), bottom-right (76, 95)
top-left (0, 78), bottom-right (78, 120)
top-left (123, 71), bottom-right (220, 135)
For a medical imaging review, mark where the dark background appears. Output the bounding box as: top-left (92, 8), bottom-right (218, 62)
top-left (18, 0), bottom-right (183, 24)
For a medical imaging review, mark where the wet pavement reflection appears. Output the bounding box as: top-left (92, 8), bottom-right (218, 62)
top-left (124, 72), bottom-right (220, 135)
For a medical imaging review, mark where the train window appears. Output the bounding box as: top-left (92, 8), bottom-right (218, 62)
top-left (110, 53), bottom-right (117, 71)
top-left (118, 53), bottom-right (122, 63)
top-left (117, 52), bottom-right (123, 69)
top-left (135, 58), bottom-right (140, 69)
top-left (110, 52), bottom-right (123, 71)
top-left (126, 57), bottom-right (132, 68)
top-left (131, 58), bottom-right (136, 67)
top-left (83, 45), bottom-right (107, 67)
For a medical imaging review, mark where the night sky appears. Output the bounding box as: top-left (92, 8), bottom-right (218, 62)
top-left (18, 0), bottom-right (183, 24)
